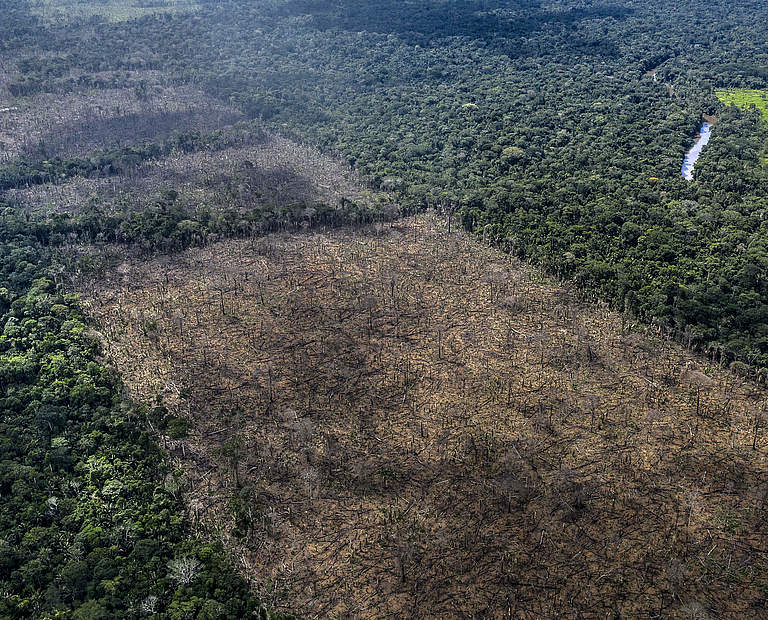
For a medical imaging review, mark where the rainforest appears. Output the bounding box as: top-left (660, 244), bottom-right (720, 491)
top-left (2, 0), bottom-right (768, 618)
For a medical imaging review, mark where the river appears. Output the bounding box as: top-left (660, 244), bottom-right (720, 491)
top-left (681, 121), bottom-right (713, 180)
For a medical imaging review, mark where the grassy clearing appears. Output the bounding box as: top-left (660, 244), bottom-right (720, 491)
top-left (83, 215), bottom-right (768, 618)
top-left (31, 0), bottom-right (198, 23)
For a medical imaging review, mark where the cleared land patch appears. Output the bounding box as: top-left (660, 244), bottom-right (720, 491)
top-left (32, 0), bottom-right (199, 23)
top-left (0, 84), bottom-right (242, 162)
top-left (84, 216), bottom-right (768, 618)
top-left (5, 133), bottom-right (387, 215)
top-left (716, 89), bottom-right (768, 123)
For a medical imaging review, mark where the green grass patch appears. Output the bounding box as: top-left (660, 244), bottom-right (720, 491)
top-left (715, 88), bottom-right (768, 164)
top-left (32, 0), bottom-right (198, 23)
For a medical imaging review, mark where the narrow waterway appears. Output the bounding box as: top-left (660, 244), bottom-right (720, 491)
top-left (681, 121), bottom-right (713, 180)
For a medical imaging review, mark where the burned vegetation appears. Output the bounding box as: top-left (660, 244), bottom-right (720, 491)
top-left (84, 215), bottom-right (768, 619)
top-left (0, 81), bottom-right (243, 162)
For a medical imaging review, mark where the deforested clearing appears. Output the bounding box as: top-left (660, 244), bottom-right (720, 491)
top-left (0, 84), bottom-right (242, 162)
top-left (6, 134), bottom-right (382, 216)
top-left (84, 215), bottom-right (768, 618)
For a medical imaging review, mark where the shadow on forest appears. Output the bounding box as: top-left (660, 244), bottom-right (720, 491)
top-left (275, 0), bottom-right (632, 57)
